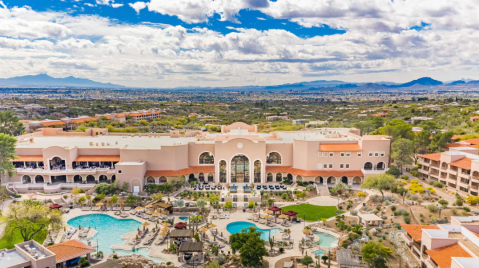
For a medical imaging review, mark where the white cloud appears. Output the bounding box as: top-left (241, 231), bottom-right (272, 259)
top-left (111, 3), bottom-right (123, 8)
top-left (128, 2), bottom-right (147, 14)
top-left (84, 3), bottom-right (95, 7)
top-left (96, 0), bottom-right (111, 5)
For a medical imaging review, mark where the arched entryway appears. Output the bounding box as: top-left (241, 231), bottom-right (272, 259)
top-left (341, 176), bottom-right (348, 184)
top-left (364, 162), bottom-right (373, 170)
top-left (51, 175), bottom-right (66, 184)
top-left (296, 175), bottom-right (303, 182)
top-left (34, 175), bottom-right (44, 183)
top-left (111, 175), bottom-right (116, 182)
top-left (219, 160), bottom-right (227, 183)
top-left (188, 174), bottom-right (196, 182)
top-left (352, 176), bottom-right (362, 185)
top-left (276, 173), bottom-right (282, 182)
top-left (254, 160), bottom-right (261, 183)
top-left (74, 175), bottom-right (82, 183)
top-left (207, 173), bottom-right (214, 182)
top-left (267, 173), bottom-right (273, 182)
top-left (314, 176), bottom-right (323, 184)
top-left (22, 175), bottom-right (31, 183)
top-left (159, 176), bottom-right (168, 183)
top-left (199, 173), bottom-right (205, 182)
top-left (99, 175), bottom-right (108, 183)
top-left (231, 155), bottom-right (250, 183)
top-left (327, 176), bottom-right (335, 184)
top-left (49, 157), bottom-right (65, 170)
top-left (287, 174), bottom-right (293, 181)
top-left (376, 162), bottom-right (386, 170)
top-left (86, 175), bottom-right (96, 184)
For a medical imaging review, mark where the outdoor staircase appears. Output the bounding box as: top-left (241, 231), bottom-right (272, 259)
top-left (317, 185), bottom-right (330, 196)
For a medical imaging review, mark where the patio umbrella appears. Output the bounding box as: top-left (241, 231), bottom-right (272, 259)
top-left (96, 202), bottom-right (104, 206)
top-left (262, 215), bottom-right (272, 219)
top-left (142, 222), bottom-right (151, 226)
top-left (278, 214), bottom-right (287, 219)
top-left (145, 204), bottom-right (153, 208)
top-left (199, 227), bottom-right (208, 233)
top-left (162, 222), bottom-right (172, 227)
top-left (152, 213), bottom-right (161, 217)
top-left (135, 206), bottom-right (143, 210)
top-left (159, 230), bottom-right (168, 236)
top-left (302, 229), bottom-right (312, 234)
top-left (147, 211), bottom-right (153, 215)
top-left (265, 210), bottom-right (273, 215)
top-left (162, 227), bottom-right (170, 231)
top-left (208, 223), bottom-right (217, 228)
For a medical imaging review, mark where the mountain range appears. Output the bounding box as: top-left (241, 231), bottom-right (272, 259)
top-left (0, 74), bottom-right (478, 91)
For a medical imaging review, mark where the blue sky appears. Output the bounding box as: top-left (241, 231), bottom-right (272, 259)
top-left (0, 0), bottom-right (477, 88)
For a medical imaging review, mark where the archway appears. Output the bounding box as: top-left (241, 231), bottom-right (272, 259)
top-left (51, 175), bottom-right (66, 184)
top-left (34, 175), bottom-right (44, 183)
top-left (314, 176), bottom-right (323, 184)
top-left (130, 178), bottom-right (141, 193)
top-left (254, 160), bottom-right (261, 183)
top-left (266, 152), bottom-right (282, 164)
top-left (341, 176), bottom-right (348, 184)
top-left (86, 175), bottom-right (96, 184)
top-left (199, 173), bottom-right (205, 182)
top-left (99, 175), bottom-right (108, 183)
top-left (199, 152), bottom-right (214, 164)
top-left (73, 175), bottom-right (82, 183)
top-left (231, 155), bottom-right (250, 183)
top-left (159, 176), bottom-right (168, 183)
top-left (219, 160), bottom-right (227, 183)
top-left (327, 176), bottom-right (336, 184)
top-left (49, 156), bottom-right (66, 170)
top-left (111, 175), bottom-right (116, 182)
top-left (267, 173), bottom-right (273, 182)
top-left (146, 176), bottom-right (155, 184)
top-left (287, 174), bottom-right (293, 181)
top-left (352, 176), bottom-right (362, 185)
top-left (188, 174), bottom-right (196, 183)
top-left (364, 162), bottom-right (373, 170)
top-left (22, 175), bottom-right (31, 184)
top-left (276, 173), bottom-right (282, 182)
top-left (376, 162), bottom-right (386, 170)
top-left (207, 173), bottom-right (214, 182)
top-left (296, 175), bottom-right (303, 182)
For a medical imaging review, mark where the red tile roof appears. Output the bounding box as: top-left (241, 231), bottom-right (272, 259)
top-left (40, 121), bottom-right (66, 127)
top-left (265, 166), bottom-right (363, 177)
top-left (319, 143), bottom-right (362, 152)
top-left (129, 113), bottom-right (142, 116)
top-left (400, 224), bottom-right (440, 242)
top-left (74, 155), bottom-right (121, 162)
top-left (11, 155), bottom-right (44, 162)
top-left (115, 114), bottom-right (126, 118)
top-left (70, 117), bottom-right (97, 124)
top-left (463, 138), bottom-right (479, 145)
top-left (448, 158), bottom-right (472, 170)
top-left (420, 153), bottom-right (442, 162)
top-left (145, 166), bottom-right (215, 177)
top-left (426, 244), bottom-right (471, 268)
top-left (47, 239), bottom-right (96, 264)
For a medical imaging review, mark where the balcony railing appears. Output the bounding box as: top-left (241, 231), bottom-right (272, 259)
top-left (16, 168), bottom-right (115, 175)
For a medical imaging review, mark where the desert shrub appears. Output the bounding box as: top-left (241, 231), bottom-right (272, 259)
top-left (403, 215), bottom-right (411, 224)
top-left (427, 204), bottom-right (438, 213)
top-left (351, 210), bottom-right (358, 216)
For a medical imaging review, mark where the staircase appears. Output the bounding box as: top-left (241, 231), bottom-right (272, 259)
top-left (317, 185), bottom-right (330, 196)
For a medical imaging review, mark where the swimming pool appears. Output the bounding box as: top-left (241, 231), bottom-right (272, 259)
top-left (312, 249), bottom-right (326, 258)
top-left (179, 217), bottom-right (189, 221)
top-left (313, 232), bottom-right (339, 248)
top-left (226, 222), bottom-right (282, 241)
top-left (67, 214), bottom-right (164, 263)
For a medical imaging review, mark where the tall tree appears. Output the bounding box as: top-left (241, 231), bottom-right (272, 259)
top-left (0, 111), bottom-right (24, 136)
top-left (413, 130), bottom-right (431, 163)
top-left (0, 133), bottom-right (17, 176)
top-left (372, 119), bottom-right (414, 141)
top-left (391, 138), bottom-right (414, 173)
top-left (361, 174), bottom-right (396, 201)
top-left (361, 241), bottom-right (392, 268)
top-left (229, 226), bottom-right (268, 268)
top-left (1, 200), bottom-right (63, 242)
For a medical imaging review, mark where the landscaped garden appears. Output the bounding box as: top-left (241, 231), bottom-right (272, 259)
top-left (280, 204), bottom-right (340, 221)
top-left (0, 228), bottom-right (47, 249)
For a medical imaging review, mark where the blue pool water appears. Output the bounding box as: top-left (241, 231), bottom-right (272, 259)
top-left (226, 222), bottom-right (282, 241)
top-left (67, 214), bottom-right (164, 263)
top-left (313, 232), bottom-right (339, 248)
top-left (312, 249), bottom-right (326, 257)
top-left (179, 217), bottom-right (189, 221)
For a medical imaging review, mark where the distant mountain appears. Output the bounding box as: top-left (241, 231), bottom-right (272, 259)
top-left (358, 83), bottom-right (390, 90)
top-left (388, 77), bottom-right (443, 88)
top-left (468, 80), bottom-right (479, 84)
top-left (448, 80), bottom-right (466, 85)
top-left (0, 74), bottom-right (125, 88)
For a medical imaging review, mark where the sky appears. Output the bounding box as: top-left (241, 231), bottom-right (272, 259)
top-left (1, 0), bottom-right (479, 88)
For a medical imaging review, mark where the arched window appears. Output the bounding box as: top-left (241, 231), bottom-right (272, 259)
top-left (352, 176), bottom-right (362, 185)
top-left (266, 152), bottom-right (282, 164)
top-left (207, 173), bottom-right (214, 182)
top-left (254, 160), bottom-right (261, 183)
top-left (159, 176), bottom-right (168, 183)
top-left (267, 173), bottom-right (273, 182)
top-left (146, 176), bottom-right (155, 184)
top-left (364, 162), bottom-right (373, 170)
top-left (199, 152), bottom-right (214, 164)
top-left (376, 162), bottom-right (386, 170)
top-left (276, 173), bottom-right (282, 182)
top-left (86, 175), bottom-right (96, 184)
top-left (22, 175), bottom-right (31, 183)
top-left (99, 175), bottom-right (108, 183)
top-left (50, 157), bottom-right (65, 170)
top-left (219, 160), bottom-right (227, 183)
top-left (34, 175), bottom-right (44, 183)
top-left (341, 176), bottom-right (348, 184)
top-left (231, 155), bottom-right (250, 183)
top-left (199, 173), bottom-right (205, 182)
top-left (73, 175), bottom-right (82, 183)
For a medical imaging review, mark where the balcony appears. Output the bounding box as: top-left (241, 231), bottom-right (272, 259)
top-left (361, 167), bottom-right (389, 175)
top-left (458, 180), bottom-right (470, 188)
top-left (401, 232), bottom-right (413, 246)
top-left (16, 168), bottom-right (115, 176)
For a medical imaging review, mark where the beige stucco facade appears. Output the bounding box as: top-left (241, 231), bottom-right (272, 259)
top-left (3, 122), bottom-right (391, 193)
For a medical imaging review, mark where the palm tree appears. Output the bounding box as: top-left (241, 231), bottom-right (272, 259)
top-left (268, 230), bottom-right (275, 253)
top-left (151, 193), bottom-right (164, 203)
top-left (86, 195), bottom-right (92, 207)
top-left (111, 195), bottom-right (119, 208)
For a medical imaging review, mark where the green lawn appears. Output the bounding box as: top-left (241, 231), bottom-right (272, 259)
top-left (280, 204), bottom-right (340, 222)
top-left (0, 227), bottom-right (47, 249)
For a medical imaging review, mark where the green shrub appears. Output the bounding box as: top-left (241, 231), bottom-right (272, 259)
top-left (403, 215), bottom-right (411, 224)
top-left (386, 166), bottom-right (401, 178)
top-left (427, 204), bottom-right (438, 213)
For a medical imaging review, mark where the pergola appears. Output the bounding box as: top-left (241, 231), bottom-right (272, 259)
top-left (283, 211), bottom-right (298, 221)
top-left (336, 249), bottom-right (367, 268)
top-left (269, 206), bottom-right (281, 215)
top-left (358, 213), bottom-right (383, 229)
top-left (169, 229), bottom-right (193, 240)
top-left (178, 242), bottom-right (204, 265)
top-left (174, 222), bottom-right (187, 229)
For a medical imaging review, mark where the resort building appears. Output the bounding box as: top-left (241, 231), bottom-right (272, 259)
top-left (418, 144), bottom-right (479, 196)
top-left (400, 216), bottom-right (479, 268)
top-left (2, 122), bottom-right (391, 193)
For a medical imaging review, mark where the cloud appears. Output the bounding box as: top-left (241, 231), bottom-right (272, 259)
top-left (128, 1), bottom-right (147, 14)
top-left (111, 3), bottom-right (124, 8)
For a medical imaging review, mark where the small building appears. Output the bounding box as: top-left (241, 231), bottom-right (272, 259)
top-left (266, 115), bottom-right (289, 121)
top-left (47, 239), bottom-right (96, 268)
top-left (292, 119), bottom-right (308, 125)
top-left (336, 249), bottom-right (367, 268)
top-left (358, 213), bottom-right (383, 228)
top-left (178, 242), bottom-right (204, 265)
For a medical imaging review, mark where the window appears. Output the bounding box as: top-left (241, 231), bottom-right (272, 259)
top-left (324, 152), bottom-right (328, 157)
top-left (346, 152), bottom-right (351, 157)
top-left (340, 152), bottom-right (345, 157)
top-left (329, 152), bottom-right (334, 157)
top-left (357, 152), bottom-right (362, 157)
top-left (323, 164), bottom-right (328, 169)
top-left (318, 152), bottom-right (323, 157)
top-left (340, 164), bottom-right (344, 169)
top-left (368, 152), bottom-right (373, 157)
top-left (374, 152), bottom-right (379, 157)
top-left (318, 164), bottom-right (322, 169)
top-left (118, 170), bottom-right (122, 174)
top-left (199, 152), bottom-right (214, 164)
top-left (346, 164), bottom-right (350, 169)
top-left (266, 152), bottom-right (282, 164)
top-left (329, 164), bottom-right (333, 168)
top-left (380, 152), bottom-right (385, 157)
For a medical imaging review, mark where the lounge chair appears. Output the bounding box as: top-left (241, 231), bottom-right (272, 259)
top-left (259, 219), bottom-right (266, 224)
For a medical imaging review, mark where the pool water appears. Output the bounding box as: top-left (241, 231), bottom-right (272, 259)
top-left (67, 214), bottom-right (164, 263)
top-left (313, 232), bottom-right (339, 248)
top-left (312, 249), bottom-right (326, 257)
top-left (179, 217), bottom-right (189, 221)
top-left (226, 222), bottom-right (282, 241)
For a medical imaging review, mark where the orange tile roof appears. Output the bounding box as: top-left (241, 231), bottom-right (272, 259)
top-left (154, 111), bottom-right (161, 114)
top-left (11, 155), bottom-right (44, 162)
top-left (400, 224), bottom-right (440, 242)
top-left (426, 243), bottom-right (471, 268)
top-left (145, 166), bottom-right (215, 177)
top-left (265, 166), bottom-right (363, 177)
top-left (145, 112), bottom-right (152, 115)
top-left (448, 158), bottom-right (472, 170)
top-left (40, 121), bottom-right (66, 127)
top-left (70, 117), bottom-right (97, 124)
top-left (420, 153), bottom-right (442, 162)
top-left (319, 143), bottom-right (362, 152)
top-left (129, 113), bottom-right (142, 116)
top-left (115, 114), bottom-right (126, 118)
top-left (74, 155), bottom-right (121, 162)
top-left (47, 239), bottom-right (96, 264)
top-left (451, 135), bottom-right (462, 141)
top-left (463, 138), bottom-right (479, 145)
